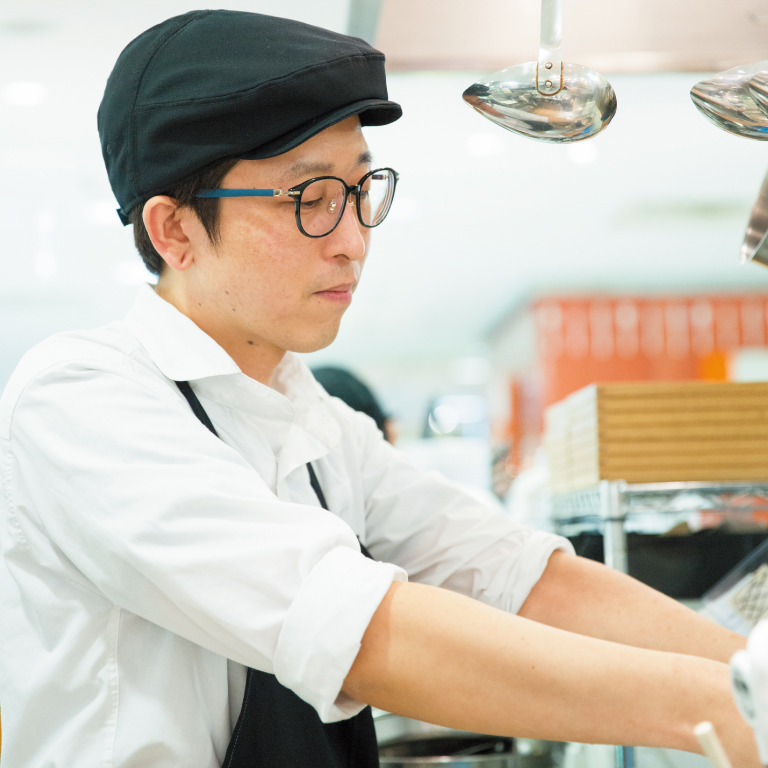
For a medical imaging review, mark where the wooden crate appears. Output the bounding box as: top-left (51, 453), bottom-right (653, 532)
top-left (545, 382), bottom-right (768, 492)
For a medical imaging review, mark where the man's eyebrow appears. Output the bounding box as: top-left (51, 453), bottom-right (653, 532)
top-left (356, 150), bottom-right (373, 167)
top-left (280, 151), bottom-right (374, 184)
top-left (280, 159), bottom-right (334, 183)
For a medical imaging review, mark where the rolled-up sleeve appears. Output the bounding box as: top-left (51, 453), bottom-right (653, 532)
top-left (7, 353), bottom-right (404, 722)
top-left (344, 407), bottom-right (574, 614)
top-left (274, 546), bottom-right (405, 720)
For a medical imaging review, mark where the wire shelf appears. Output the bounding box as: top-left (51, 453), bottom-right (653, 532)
top-left (550, 480), bottom-right (768, 522)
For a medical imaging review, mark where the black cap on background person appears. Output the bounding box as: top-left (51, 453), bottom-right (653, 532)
top-left (312, 366), bottom-right (399, 444)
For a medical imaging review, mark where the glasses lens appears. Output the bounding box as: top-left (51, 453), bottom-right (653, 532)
top-left (299, 179), bottom-right (347, 236)
top-left (359, 169), bottom-right (396, 227)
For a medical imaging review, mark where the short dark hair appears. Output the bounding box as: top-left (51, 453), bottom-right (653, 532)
top-left (128, 156), bottom-right (240, 276)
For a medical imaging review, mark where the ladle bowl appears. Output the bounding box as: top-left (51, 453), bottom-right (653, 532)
top-left (748, 72), bottom-right (768, 119)
top-left (690, 62), bottom-right (768, 140)
top-left (462, 0), bottom-right (616, 143)
top-left (463, 61), bottom-right (617, 143)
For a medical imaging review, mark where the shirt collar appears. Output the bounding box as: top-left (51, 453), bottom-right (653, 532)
top-left (124, 284), bottom-right (241, 382)
top-left (123, 285), bottom-right (342, 469)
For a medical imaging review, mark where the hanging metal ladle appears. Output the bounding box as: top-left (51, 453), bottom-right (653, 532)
top-left (462, 0), bottom-right (617, 143)
top-left (690, 62), bottom-right (768, 140)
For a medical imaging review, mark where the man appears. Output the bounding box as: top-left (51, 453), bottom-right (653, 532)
top-left (0, 9), bottom-right (759, 768)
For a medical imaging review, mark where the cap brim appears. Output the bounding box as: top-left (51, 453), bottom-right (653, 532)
top-left (240, 98), bottom-right (402, 160)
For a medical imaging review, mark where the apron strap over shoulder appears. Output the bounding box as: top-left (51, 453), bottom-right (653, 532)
top-left (174, 380), bottom-right (381, 768)
top-left (175, 380), bottom-right (219, 437)
top-left (307, 462), bottom-right (329, 509)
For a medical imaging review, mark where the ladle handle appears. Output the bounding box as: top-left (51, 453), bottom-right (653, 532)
top-left (537, 0), bottom-right (562, 95)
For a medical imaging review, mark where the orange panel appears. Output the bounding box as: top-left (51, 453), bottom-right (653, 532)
top-left (698, 351), bottom-right (729, 381)
top-left (507, 294), bottom-right (768, 458)
top-left (534, 294), bottom-right (768, 408)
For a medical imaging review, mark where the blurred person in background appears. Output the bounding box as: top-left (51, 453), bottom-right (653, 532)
top-left (312, 365), bottom-right (398, 444)
top-left (0, 9), bottom-right (760, 768)
top-left (491, 444), bottom-right (515, 500)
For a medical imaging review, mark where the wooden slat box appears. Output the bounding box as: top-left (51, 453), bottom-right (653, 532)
top-left (545, 382), bottom-right (768, 492)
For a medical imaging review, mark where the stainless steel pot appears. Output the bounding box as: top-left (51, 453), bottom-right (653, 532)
top-left (374, 712), bottom-right (556, 768)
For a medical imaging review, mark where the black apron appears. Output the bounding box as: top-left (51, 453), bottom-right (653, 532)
top-left (175, 381), bottom-right (380, 768)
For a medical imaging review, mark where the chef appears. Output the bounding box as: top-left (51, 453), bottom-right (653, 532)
top-left (0, 9), bottom-right (760, 768)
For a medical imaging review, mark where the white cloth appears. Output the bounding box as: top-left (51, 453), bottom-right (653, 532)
top-left (0, 284), bottom-right (573, 768)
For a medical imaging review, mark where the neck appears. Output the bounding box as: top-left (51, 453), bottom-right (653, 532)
top-left (155, 282), bottom-right (285, 386)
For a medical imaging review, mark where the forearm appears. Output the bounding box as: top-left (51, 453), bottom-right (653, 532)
top-left (519, 551), bottom-right (746, 663)
top-left (343, 581), bottom-right (758, 765)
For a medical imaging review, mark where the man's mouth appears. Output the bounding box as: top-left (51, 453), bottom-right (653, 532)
top-left (314, 282), bottom-right (356, 303)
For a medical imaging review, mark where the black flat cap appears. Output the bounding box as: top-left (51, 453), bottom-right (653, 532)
top-left (98, 10), bottom-right (402, 223)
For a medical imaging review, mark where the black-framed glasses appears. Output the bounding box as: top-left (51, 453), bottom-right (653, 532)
top-left (197, 167), bottom-right (399, 238)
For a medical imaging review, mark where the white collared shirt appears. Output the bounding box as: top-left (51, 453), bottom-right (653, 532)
top-left (0, 285), bottom-right (572, 768)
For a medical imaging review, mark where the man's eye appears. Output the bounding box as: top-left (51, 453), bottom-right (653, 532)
top-left (358, 189), bottom-right (370, 201)
top-left (301, 197), bottom-right (323, 209)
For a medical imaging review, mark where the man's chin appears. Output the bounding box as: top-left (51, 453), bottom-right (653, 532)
top-left (286, 323), bottom-right (341, 354)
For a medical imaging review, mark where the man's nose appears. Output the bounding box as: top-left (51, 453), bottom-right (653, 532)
top-left (327, 195), bottom-right (366, 261)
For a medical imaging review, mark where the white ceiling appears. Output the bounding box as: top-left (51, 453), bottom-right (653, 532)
top-left (1, 1), bottom-right (768, 430)
top-left (377, 0), bottom-right (768, 72)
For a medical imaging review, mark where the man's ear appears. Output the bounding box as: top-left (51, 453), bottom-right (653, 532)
top-left (143, 196), bottom-right (195, 272)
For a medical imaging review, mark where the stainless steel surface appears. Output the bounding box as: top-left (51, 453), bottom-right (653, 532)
top-left (597, 485), bottom-right (632, 768)
top-left (380, 742), bottom-right (515, 767)
top-left (551, 480), bottom-right (768, 524)
top-left (374, 713), bottom-right (516, 767)
top-left (374, 711), bottom-right (458, 745)
top-left (462, 0), bottom-right (616, 143)
top-left (463, 61), bottom-right (616, 143)
top-left (537, 0), bottom-right (562, 96)
top-left (741, 166), bottom-right (768, 267)
top-left (600, 480), bottom-right (628, 574)
top-left (690, 61), bottom-right (768, 140)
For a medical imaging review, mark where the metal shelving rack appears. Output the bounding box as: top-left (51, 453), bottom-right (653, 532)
top-left (550, 480), bottom-right (768, 572)
top-left (549, 480), bottom-right (768, 768)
